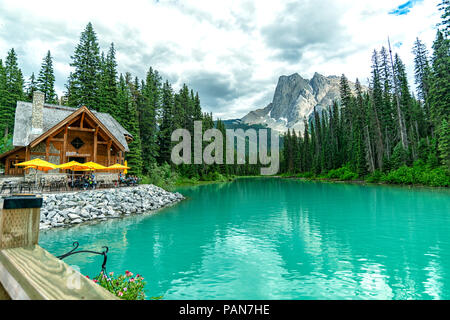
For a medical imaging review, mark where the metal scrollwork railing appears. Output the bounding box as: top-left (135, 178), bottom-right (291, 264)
top-left (57, 241), bottom-right (109, 274)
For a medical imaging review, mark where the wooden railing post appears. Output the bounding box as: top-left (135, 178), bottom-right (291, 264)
top-left (0, 195), bottom-right (42, 300)
top-left (0, 195), bottom-right (118, 300)
top-left (0, 195), bottom-right (42, 250)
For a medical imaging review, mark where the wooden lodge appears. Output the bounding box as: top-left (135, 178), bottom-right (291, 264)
top-left (0, 91), bottom-right (132, 176)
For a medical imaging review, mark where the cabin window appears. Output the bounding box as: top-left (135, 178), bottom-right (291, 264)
top-left (70, 137), bottom-right (84, 149)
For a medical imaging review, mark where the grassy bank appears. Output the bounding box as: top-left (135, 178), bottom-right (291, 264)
top-left (279, 161), bottom-right (450, 188)
top-left (175, 173), bottom-right (235, 187)
top-left (138, 164), bottom-right (237, 189)
top-left (139, 161), bottom-right (449, 191)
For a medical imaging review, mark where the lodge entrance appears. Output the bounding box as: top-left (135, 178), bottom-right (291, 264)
top-left (7, 159), bottom-right (25, 175)
top-left (68, 157), bottom-right (87, 175)
top-left (68, 157), bottom-right (86, 163)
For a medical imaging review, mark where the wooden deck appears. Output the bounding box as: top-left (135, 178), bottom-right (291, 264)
top-left (0, 195), bottom-right (118, 300)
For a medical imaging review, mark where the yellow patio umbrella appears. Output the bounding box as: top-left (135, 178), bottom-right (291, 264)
top-left (83, 161), bottom-right (107, 170)
top-left (105, 163), bottom-right (130, 171)
top-left (124, 161), bottom-right (128, 175)
top-left (56, 161), bottom-right (90, 171)
top-left (15, 158), bottom-right (57, 171)
top-left (56, 161), bottom-right (91, 186)
top-left (15, 158), bottom-right (57, 185)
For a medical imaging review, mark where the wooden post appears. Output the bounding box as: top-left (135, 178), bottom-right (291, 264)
top-left (93, 127), bottom-right (98, 162)
top-left (107, 140), bottom-right (112, 166)
top-left (45, 139), bottom-right (50, 162)
top-left (25, 146), bottom-right (30, 175)
top-left (0, 196), bottom-right (43, 250)
top-left (5, 158), bottom-right (9, 175)
top-left (25, 146), bottom-right (30, 161)
top-left (80, 112), bottom-right (85, 128)
top-left (62, 125), bottom-right (68, 163)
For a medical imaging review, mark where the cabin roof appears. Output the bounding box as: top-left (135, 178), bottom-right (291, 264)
top-left (12, 101), bottom-right (132, 152)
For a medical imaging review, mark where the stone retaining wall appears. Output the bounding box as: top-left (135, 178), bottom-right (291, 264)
top-left (39, 184), bottom-right (184, 230)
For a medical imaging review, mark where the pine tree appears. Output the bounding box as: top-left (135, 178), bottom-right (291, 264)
top-left (193, 91), bottom-right (202, 121)
top-left (116, 74), bottom-right (129, 124)
top-left (1, 49), bottom-right (24, 138)
top-left (158, 80), bottom-right (174, 164)
top-left (303, 117), bottom-right (311, 172)
top-left (412, 38), bottom-right (431, 118)
top-left (37, 50), bottom-right (57, 104)
top-left (67, 22), bottom-right (101, 109)
top-left (394, 54), bottom-right (415, 161)
top-left (26, 72), bottom-right (37, 101)
top-left (121, 73), bottom-right (143, 175)
top-left (340, 74), bottom-right (353, 132)
top-left (379, 46), bottom-right (396, 156)
top-left (0, 59), bottom-right (7, 139)
top-left (98, 43), bottom-right (118, 114)
top-left (139, 67), bottom-right (161, 173)
top-left (388, 39), bottom-right (409, 150)
top-left (438, 118), bottom-right (450, 168)
top-left (429, 31), bottom-right (450, 130)
top-left (438, 0), bottom-right (449, 37)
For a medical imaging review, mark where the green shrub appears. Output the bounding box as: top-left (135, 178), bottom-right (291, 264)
top-left (139, 163), bottom-right (179, 191)
top-left (366, 170), bottom-right (384, 183)
top-left (302, 172), bottom-right (315, 179)
top-left (381, 162), bottom-right (449, 187)
top-left (200, 171), bottom-right (230, 182)
top-left (326, 166), bottom-right (358, 181)
top-left (382, 166), bottom-right (415, 184)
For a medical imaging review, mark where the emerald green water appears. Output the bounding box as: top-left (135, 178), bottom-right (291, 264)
top-left (39, 178), bottom-right (450, 299)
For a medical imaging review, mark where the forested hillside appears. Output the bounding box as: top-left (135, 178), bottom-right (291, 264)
top-left (0, 22), bottom-right (261, 185)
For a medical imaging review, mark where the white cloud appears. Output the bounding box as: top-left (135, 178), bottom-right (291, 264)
top-left (0, 0), bottom-right (442, 119)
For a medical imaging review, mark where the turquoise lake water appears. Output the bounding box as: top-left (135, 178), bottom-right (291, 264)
top-left (39, 178), bottom-right (450, 299)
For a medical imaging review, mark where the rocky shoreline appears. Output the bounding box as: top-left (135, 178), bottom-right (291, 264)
top-left (39, 185), bottom-right (185, 230)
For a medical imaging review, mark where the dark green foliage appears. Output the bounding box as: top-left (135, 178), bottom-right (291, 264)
top-left (37, 50), bottom-right (57, 104)
top-left (412, 38), bottom-right (431, 119)
top-left (98, 43), bottom-right (118, 114)
top-left (428, 31), bottom-right (450, 130)
top-left (438, 118), bottom-right (450, 168)
top-left (158, 81), bottom-right (174, 165)
top-left (121, 73), bottom-right (143, 175)
top-left (139, 67), bottom-right (161, 173)
top-left (438, 0), bottom-right (449, 36)
top-left (26, 72), bottom-right (37, 102)
top-left (326, 165), bottom-right (358, 181)
top-left (0, 59), bottom-right (7, 136)
top-left (0, 49), bottom-right (24, 138)
top-left (139, 163), bottom-right (179, 191)
top-left (382, 161), bottom-right (449, 187)
top-left (67, 22), bottom-right (101, 109)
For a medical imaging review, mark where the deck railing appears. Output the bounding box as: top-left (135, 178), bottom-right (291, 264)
top-left (0, 195), bottom-right (118, 300)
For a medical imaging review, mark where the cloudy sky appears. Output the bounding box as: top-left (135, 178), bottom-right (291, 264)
top-left (0, 0), bottom-right (442, 119)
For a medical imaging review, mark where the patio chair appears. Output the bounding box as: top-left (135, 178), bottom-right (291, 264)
top-left (39, 178), bottom-right (51, 192)
top-left (19, 181), bottom-right (34, 193)
top-left (0, 181), bottom-right (19, 194)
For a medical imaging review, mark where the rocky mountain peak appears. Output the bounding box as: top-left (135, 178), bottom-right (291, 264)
top-left (241, 72), bottom-right (363, 134)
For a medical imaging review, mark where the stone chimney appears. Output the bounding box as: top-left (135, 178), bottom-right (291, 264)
top-left (31, 91), bottom-right (44, 135)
